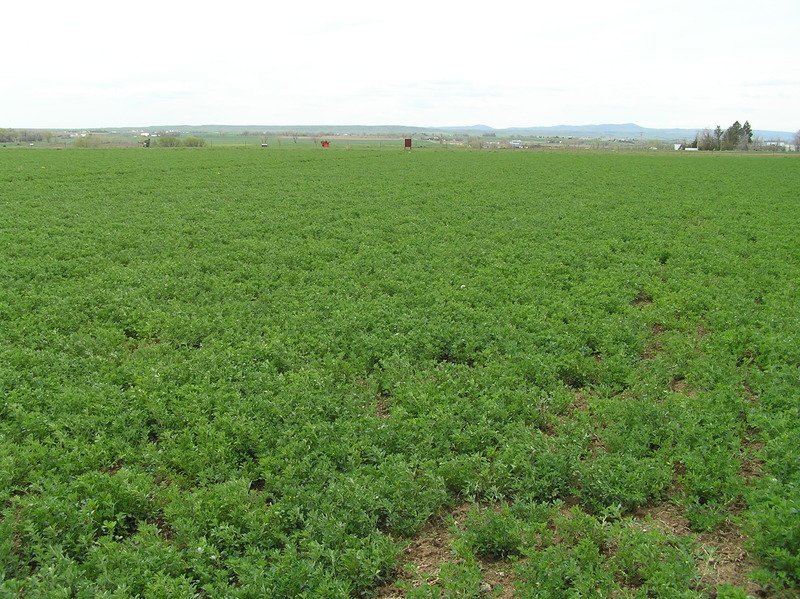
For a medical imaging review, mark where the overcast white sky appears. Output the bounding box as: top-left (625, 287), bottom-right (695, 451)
top-left (3, 0), bottom-right (798, 131)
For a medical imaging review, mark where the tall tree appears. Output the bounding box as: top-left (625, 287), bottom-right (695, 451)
top-left (695, 129), bottom-right (716, 151)
top-left (722, 121), bottom-right (742, 150)
top-left (714, 126), bottom-right (723, 151)
top-left (742, 121), bottom-right (753, 148)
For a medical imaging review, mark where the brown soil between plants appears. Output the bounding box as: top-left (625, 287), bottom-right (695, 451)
top-left (632, 502), bottom-right (771, 598)
top-left (670, 377), bottom-right (698, 397)
top-left (373, 314), bottom-right (777, 598)
top-left (376, 498), bottom-right (778, 598)
top-left (375, 504), bottom-right (516, 598)
top-left (631, 291), bottom-right (654, 307)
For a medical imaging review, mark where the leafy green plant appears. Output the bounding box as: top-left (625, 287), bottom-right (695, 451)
top-left (1, 147), bottom-right (798, 595)
top-left (515, 513), bottom-right (701, 598)
top-left (458, 505), bottom-right (525, 558)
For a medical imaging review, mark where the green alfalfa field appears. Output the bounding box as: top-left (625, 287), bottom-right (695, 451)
top-left (1, 146), bottom-right (798, 598)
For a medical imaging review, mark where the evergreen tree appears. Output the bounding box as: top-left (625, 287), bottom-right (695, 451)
top-left (742, 121), bottom-right (753, 148)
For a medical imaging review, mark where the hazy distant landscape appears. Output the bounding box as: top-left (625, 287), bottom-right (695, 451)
top-left (54, 123), bottom-right (798, 142)
top-left (5, 122), bottom-right (796, 153)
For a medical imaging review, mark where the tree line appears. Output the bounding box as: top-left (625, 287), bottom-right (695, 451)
top-left (0, 128), bottom-right (54, 143)
top-left (148, 135), bottom-right (206, 148)
top-left (690, 121), bottom-right (753, 151)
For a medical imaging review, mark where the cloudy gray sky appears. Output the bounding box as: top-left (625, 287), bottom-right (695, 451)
top-left (4, 0), bottom-right (798, 131)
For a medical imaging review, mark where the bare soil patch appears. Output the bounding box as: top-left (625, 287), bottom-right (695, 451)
top-left (356, 378), bottom-right (393, 419)
top-left (642, 323), bottom-right (666, 360)
top-left (631, 290), bottom-right (654, 307)
top-left (632, 503), bottom-right (770, 597)
top-left (375, 504), bottom-right (517, 598)
top-left (670, 377), bottom-right (698, 397)
top-left (375, 506), bottom-right (467, 598)
top-left (374, 394), bottom-right (392, 419)
top-left (570, 391), bottom-right (589, 413)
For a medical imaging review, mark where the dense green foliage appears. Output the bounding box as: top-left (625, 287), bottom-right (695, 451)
top-left (1, 147), bottom-right (798, 597)
top-left (152, 136), bottom-right (207, 148)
